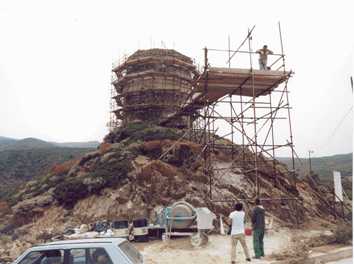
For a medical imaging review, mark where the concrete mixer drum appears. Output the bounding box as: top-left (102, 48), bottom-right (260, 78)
top-left (163, 201), bottom-right (216, 247)
top-left (169, 201), bottom-right (196, 229)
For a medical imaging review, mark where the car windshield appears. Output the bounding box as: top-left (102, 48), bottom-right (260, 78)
top-left (118, 241), bottom-right (143, 264)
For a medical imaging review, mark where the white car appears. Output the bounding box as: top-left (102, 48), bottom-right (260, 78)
top-left (13, 238), bottom-right (143, 264)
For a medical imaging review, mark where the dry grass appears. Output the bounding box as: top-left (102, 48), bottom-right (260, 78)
top-left (29, 206), bottom-right (66, 242)
top-left (50, 159), bottom-right (78, 175)
top-left (98, 143), bottom-right (112, 154)
top-left (0, 201), bottom-right (11, 217)
top-left (139, 160), bottom-right (179, 180)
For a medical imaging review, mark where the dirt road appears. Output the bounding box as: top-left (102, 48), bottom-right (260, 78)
top-left (135, 229), bottom-right (291, 264)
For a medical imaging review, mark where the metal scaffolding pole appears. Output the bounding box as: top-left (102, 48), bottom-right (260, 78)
top-left (247, 27), bottom-right (260, 197)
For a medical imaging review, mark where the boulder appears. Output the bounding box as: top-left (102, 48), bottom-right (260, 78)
top-left (12, 194), bottom-right (53, 222)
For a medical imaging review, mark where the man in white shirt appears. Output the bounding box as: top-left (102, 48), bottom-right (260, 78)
top-left (229, 203), bottom-right (251, 263)
top-left (256, 45), bottom-right (274, 70)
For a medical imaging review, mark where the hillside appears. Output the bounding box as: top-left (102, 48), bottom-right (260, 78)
top-left (0, 147), bottom-right (94, 199)
top-left (0, 137), bottom-right (96, 199)
top-left (0, 123), bottom-right (351, 261)
top-left (0, 136), bottom-right (17, 149)
top-left (0, 138), bottom-right (55, 151)
top-left (278, 153), bottom-right (352, 180)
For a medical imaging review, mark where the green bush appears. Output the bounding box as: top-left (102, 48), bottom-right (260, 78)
top-left (91, 155), bottom-right (132, 188)
top-left (53, 149), bottom-right (133, 208)
top-left (114, 122), bottom-right (151, 142)
top-left (53, 178), bottom-right (89, 208)
top-left (112, 122), bottom-right (183, 144)
top-left (0, 234), bottom-right (12, 244)
top-left (129, 126), bottom-right (182, 142)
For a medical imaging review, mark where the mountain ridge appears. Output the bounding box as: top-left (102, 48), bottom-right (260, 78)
top-left (0, 136), bottom-right (99, 150)
top-left (278, 152), bottom-right (352, 180)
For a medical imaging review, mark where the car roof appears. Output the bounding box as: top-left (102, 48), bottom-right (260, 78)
top-left (34, 238), bottom-right (126, 247)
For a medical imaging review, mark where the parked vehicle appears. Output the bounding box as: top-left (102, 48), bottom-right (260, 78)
top-left (12, 238), bottom-right (143, 264)
top-left (132, 219), bottom-right (149, 242)
top-left (111, 220), bottom-right (130, 238)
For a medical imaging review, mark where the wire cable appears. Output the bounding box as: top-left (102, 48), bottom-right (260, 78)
top-left (322, 105), bottom-right (353, 149)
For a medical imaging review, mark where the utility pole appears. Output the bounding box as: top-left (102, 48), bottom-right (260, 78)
top-left (308, 150), bottom-right (314, 175)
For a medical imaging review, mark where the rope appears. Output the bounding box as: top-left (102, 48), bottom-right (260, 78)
top-left (322, 106), bottom-right (353, 149)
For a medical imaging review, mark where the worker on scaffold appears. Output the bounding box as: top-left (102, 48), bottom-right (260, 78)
top-left (256, 45), bottom-right (273, 70)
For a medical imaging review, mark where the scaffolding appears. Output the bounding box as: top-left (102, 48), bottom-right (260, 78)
top-left (160, 24), bottom-right (299, 223)
top-left (107, 72), bottom-right (120, 131)
top-left (108, 26), bottom-right (299, 220)
top-left (110, 49), bottom-right (196, 130)
top-left (199, 25), bottom-right (295, 197)
top-left (107, 27), bottom-right (351, 224)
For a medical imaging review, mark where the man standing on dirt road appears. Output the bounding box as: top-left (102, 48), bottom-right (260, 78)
top-left (252, 198), bottom-right (266, 259)
top-left (228, 203), bottom-right (251, 263)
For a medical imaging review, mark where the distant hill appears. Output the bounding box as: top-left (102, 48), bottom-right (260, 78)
top-left (52, 141), bottom-right (100, 149)
top-left (0, 137), bottom-right (99, 150)
top-left (0, 136), bottom-right (98, 199)
top-left (278, 153), bottom-right (352, 180)
top-left (0, 136), bottom-right (17, 149)
top-left (0, 138), bottom-right (55, 151)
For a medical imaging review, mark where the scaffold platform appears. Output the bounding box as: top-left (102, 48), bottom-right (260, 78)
top-left (195, 67), bottom-right (290, 100)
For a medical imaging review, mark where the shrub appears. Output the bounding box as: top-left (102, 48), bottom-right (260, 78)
top-left (109, 122), bottom-right (183, 144)
top-left (0, 234), bottom-right (12, 244)
top-left (53, 178), bottom-right (89, 208)
top-left (0, 201), bottom-right (11, 216)
top-left (332, 223), bottom-right (352, 244)
top-left (50, 159), bottom-right (78, 176)
top-left (130, 126), bottom-right (182, 142)
top-left (90, 158), bottom-right (132, 188)
top-left (53, 150), bottom-right (133, 208)
top-left (98, 143), bottom-right (112, 155)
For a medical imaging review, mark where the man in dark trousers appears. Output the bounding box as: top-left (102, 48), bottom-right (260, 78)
top-left (252, 198), bottom-right (265, 259)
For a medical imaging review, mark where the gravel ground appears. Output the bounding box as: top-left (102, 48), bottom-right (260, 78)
top-left (135, 229), bottom-right (291, 264)
top-left (327, 258), bottom-right (353, 264)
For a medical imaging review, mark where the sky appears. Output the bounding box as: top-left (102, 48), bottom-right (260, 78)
top-left (0, 0), bottom-right (353, 158)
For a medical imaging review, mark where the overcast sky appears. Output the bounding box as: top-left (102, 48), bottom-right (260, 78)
top-left (0, 0), bottom-right (353, 157)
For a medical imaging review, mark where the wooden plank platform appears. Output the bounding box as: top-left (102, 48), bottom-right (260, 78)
top-left (195, 67), bottom-right (290, 101)
top-left (160, 68), bottom-right (291, 125)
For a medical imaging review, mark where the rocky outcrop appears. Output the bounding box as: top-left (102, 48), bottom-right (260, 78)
top-left (12, 193), bottom-right (54, 224)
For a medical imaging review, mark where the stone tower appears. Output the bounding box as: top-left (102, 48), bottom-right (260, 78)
top-left (111, 49), bottom-right (196, 128)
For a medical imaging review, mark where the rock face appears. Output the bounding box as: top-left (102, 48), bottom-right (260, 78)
top-left (12, 194), bottom-right (54, 223)
top-left (1, 122), bottom-right (346, 258)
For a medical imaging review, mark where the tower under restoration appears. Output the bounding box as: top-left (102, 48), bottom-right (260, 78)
top-left (111, 49), bottom-right (196, 127)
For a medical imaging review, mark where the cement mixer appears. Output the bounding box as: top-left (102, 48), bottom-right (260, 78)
top-left (160, 201), bottom-right (216, 247)
top-left (163, 201), bottom-right (196, 228)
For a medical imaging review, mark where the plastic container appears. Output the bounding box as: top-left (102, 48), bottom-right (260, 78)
top-left (245, 228), bottom-right (252, 236)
